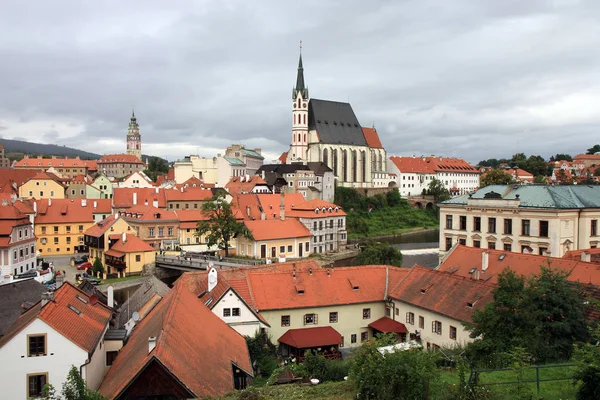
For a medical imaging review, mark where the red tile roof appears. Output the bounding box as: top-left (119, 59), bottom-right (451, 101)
top-left (109, 233), bottom-right (155, 253)
top-left (35, 199), bottom-right (112, 224)
top-left (368, 316), bottom-right (408, 333)
top-left (0, 203), bottom-right (31, 243)
top-left (174, 209), bottom-right (209, 229)
top-left (98, 154), bottom-right (145, 164)
top-left (225, 176), bottom-right (268, 195)
top-left (439, 245), bottom-right (600, 286)
top-left (389, 156), bottom-right (478, 174)
top-left (84, 214), bottom-right (119, 237)
top-left (0, 282), bottom-right (112, 353)
top-left (574, 154), bottom-right (600, 161)
top-left (119, 205), bottom-right (179, 222)
top-left (287, 199), bottom-right (346, 219)
top-left (113, 188), bottom-right (167, 209)
top-left (0, 169), bottom-right (39, 190)
top-left (389, 266), bottom-right (495, 323)
top-left (362, 127), bottom-right (383, 149)
top-left (278, 326), bottom-right (342, 349)
top-left (244, 219), bottom-right (311, 241)
top-left (164, 187), bottom-right (213, 202)
top-left (13, 157), bottom-right (98, 169)
top-left (98, 280), bottom-right (252, 399)
top-left (278, 152), bottom-right (287, 164)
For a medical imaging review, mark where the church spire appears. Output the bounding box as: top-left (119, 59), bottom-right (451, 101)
top-left (295, 41), bottom-right (305, 91)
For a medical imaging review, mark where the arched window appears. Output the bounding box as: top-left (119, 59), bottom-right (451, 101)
top-left (304, 133), bottom-right (307, 143)
top-left (294, 115), bottom-right (296, 124)
top-left (379, 152), bottom-right (385, 172)
top-left (303, 114), bottom-right (306, 124)
top-left (297, 98), bottom-right (301, 108)
top-left (323, 148), bottom-right (329, 166)
top-left (352, 151), bottom-right (358, 182)
top-left (333, 149), bottom-right (338, 177)
top-left (361, 151), bottom-right (366, 182)
top-left (371, 149), bottom-right (377, 172)
top-left (342, 150), bottom-right (348, 182)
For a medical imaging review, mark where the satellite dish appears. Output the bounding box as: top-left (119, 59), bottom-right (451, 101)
top-left (132, 311), bottom-right (140, 322)
top-left (89, 295), bottom-right (98, 306)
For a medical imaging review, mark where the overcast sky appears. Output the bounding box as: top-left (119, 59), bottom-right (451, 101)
top-left (1, 0), bottom-right (599, 163)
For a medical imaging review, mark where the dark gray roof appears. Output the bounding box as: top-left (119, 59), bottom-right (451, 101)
top-left (117, 276), bottom-right (169, 328)
top-left (307, 162), bottom-right (333, 175)
top-left (104, 329), bottom-right (127, 341)
top-left (308, 99), bottom-right (367, 146)
top-left (0, 279), bottom-right (46, 337)
top-left (442, 185), bottom-right (600, 209)
top-left (78, 280), bottom-right (108, 305)
top-left (256, 164), bottom-right (309, 175)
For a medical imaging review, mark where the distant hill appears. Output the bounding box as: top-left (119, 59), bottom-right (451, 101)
top-left (0, 138), bottom-right (101, 160)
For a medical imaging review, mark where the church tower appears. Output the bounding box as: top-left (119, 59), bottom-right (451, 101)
top-left (290, 46), bottom-right (309, 162)
top-left (126, 109), bottom-right (142, 160)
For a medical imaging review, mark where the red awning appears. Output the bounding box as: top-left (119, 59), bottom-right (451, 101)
top-left (278, 326), bottom-right (342, 349)
top-left (368, 317), bottom-right (408, 334)
top-left (105, 249), bottom-right (125, 258)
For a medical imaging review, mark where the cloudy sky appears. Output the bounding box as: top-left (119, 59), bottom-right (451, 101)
top-left (1, 0), bottom-right (599, 163)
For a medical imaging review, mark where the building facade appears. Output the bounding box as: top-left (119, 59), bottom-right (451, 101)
top-left (238, 219), bottom-right (312, 259)
top-left (0, 144), bottom-right (10, 168)
top-left (12, 156), bottom-right (97, 179)
top-left (118, 205), bottom-right (179, 251)
top-left (98, 154), bottom-right (146, 179)
top-left (126, 110), bottom-right (142, 160)
top-left (0, 203), bottom-right (37, 280)
top-left (19, 172), bottom-right (66, 199)
top-left (225, 145), bottom-right (264, 176)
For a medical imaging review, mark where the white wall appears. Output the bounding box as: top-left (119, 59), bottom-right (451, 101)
top-left (84, 325), bottom-right (108, 391)
top-left (0, 318), bottom-right (88, 399)
top-left (119, 172), bottom-right (154, 189)
top-left (211, 289), bottom-right (264, 336)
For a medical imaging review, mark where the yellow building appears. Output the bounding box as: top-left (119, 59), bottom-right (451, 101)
top-left (237, 219), bottom-right (312, 259)
top-left (84, 214), bottom-right (133, 263)
top-left (34, 198), bottom-right (113, 256)
top-left (19, 171), bottom-right (66, 199)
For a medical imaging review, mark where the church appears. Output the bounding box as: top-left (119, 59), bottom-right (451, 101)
top-left (286, 52), bottom-right (392, 188)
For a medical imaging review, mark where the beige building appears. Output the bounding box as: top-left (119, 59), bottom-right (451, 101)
top-left (19, 172), bottom-right (66, 199)
top-left (98, 154), bottom-right (145, 178)
top-left (439, 185), bottom-right (600, 258)
top-left (238, 219), bottom-right (312, 259)
top-left (173, 154), bottom-right (246, 187)
top-left (12, 156), bottom-right (98, 178)
top-left (224, 144), bottom-right (264, 176)
top-left (0, 144), bottom-right (10, 168)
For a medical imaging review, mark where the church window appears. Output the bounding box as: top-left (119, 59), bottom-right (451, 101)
top-left (361, 151), bottom-right (366, 182)
top-left (333, 149), bottom-right (338, 177)
top-left (323, 149), bottom-right (328, 166)
top-left (371, 150), bottom-right (377, 172)
top-left (352, 151), bottom-right (357, 182)
top-left (303, 114), bottom-right (306, 124)
top-left (304, 133), bottom-right (306, 143)
top-left (293, 115), bottom-right (296, 124)
top-left (298, 98), bottom-right (301, 108)
top-left (342, 150), bottom-right (348, 182)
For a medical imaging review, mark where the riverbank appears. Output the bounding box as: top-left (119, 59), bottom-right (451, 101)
top-left (346, 205), bottom-right (438, 240)
top-left (348, 227), bottom-right (439, 243)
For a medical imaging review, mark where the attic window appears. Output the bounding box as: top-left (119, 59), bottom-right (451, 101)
top-left (324, 121), bottom-right (328, 124)
top-left (76, 295), bottom-right (88, 304)
top-left (295, 284), bottom-right (305, 294)
top-left (499, 254), bottom-right (506, 261)
top-left (205, 297), bottom-right (214, 306)
top-left (420, 283), bottom-right (434, 294)
top-left (68, 305), bottom-right (81, 315)
top-left (468, 268), bottom-right (477, 275)
top-left (349, 279), bottom-right (359, 290)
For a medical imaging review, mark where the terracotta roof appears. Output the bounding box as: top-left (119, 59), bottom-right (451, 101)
top-left (244, 219), bottom-right (311, 241)
top-left (84, 214), bottom-right (120, 237)
top-left (98, 154), bottom-right (145, 164)
top-left (174, 209), bottom-right (209, 229)
top-left (287, 199), bottom-right (346, 218)
top-left (278, 326), bottom-right (342, 349)
top-left (389, 156), bottom-right (478, 174)
top-left (13, 157), bottom-right (97, 169)
top-left (563, 248), bottom-right (600, 259)
top-left (164, 187), bottom-right (213, 202)
top-left (98, 280), bottom-right (252, 399)
top-left (439, 245), bottom-right (600, 286)
top-left (119, 205), bottom-right (179, 222)
top-left (368, 316), bottom-right (408, 333)
top-left (0, 169), bottom-right (39, 189)
top-left (574, 154), bottom-right (600, 161)
top-left (255, 193), bottom-right (307, 220)
top-left (278, 152), bottom-right (287, 164)
top-left (225, 176), bottom-right (268, 195)
top-left (109, 234), bottom-right (155, 253)
top-left (35, 199), bottom-right (112, 224)
top-left (0, 203), bottom-right (30, 240)
top-left (12, 199), bottom-right (35, 215)
top-left (389, 266), bottom-right (495, 323)
top-left (0, 282), bottom-right (112, 353)
top-left (362, 127), bottom-right (384, 149)
top-left (113, 188), bottom-right (167, 209)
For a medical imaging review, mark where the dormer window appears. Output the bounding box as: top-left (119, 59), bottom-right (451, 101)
top-left (295, 284), bottom-right (305, 294)
top-left (349, 279), bottom-right (359, 290)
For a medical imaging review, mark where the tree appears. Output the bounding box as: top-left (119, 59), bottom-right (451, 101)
top-left (196, 194), bottom-right (253, 257)
top-left (354, 241), bottom-right (402, 267)
top-left (91, 257), bottom-right (104, 278)
top-left (510, 153), bottom-right (528, 169)
top-left (427, 178), bottom-right (450, 202)
top-left (62, 366), bottom-right (105, 400)
top-left (143, 156), bottom-right (169, 182)
top-left (480, 168), bottom-right (515, 187)
top-left (549, 153), bottom-right (573, 162)
top-left (533, 175), bottom-right (548, 184)
top-left (594, 167), bottom-right (600, 177)
top-left (573, 326), bottom-right (600, 400)
top-left (525, 154), bottom-right (548, 177)
top-left (555, 169), bottom-right (573, 185)
top-left (477, 158), bottom-right (501, 168)
top-left (385, 188), bottom-right (403, 207)
top-left (587, 144), bottom-right (600, 154)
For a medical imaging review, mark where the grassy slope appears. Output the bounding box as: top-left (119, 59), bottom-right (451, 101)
top-left (346, 206), bottom-right (439, 239)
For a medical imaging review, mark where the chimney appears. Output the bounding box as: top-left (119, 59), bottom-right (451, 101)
top-left (122, 232), bottom-right (127, 242)
top-left (180, 187), bottom-right (184, 192)
top-left (261, 170), bottom-right (265, 180)
top-left (153, 199), bottom-right (159, 208)
top-left (280, 192), bottom-right (285, 221)
top-left (473, 269), bottom-right (480, 281)
top-left (144, 200), bottom-right (148, 206)
top-left (41, 292), bottom-right (54, 307)
top-left (81, 199), bottom-right (87, 207)
top-left (245, 174), bottom-right (250, 182)
top-left (581, 251), bottom-right (591, 262)
top-left (33, 201), bottom-right (37, 213)
top-left (48, 198), bottom-right (52, 207)
top-left (114, 212), bottom-right (119, 219)
top-left (107, 286), bottom-right (114, 308)
top-left (482, 251), bottom-right (489, 272)
top-left (208, 267), bottom-right (218, 292)
top-left (148, 336), bottom-right (157, 353)
top-left (133, 192), bottom-right (137, 205)
top-left (93, 201), bottom-right (97, 208)
top-left (155, 187), bottom-right (159, 194)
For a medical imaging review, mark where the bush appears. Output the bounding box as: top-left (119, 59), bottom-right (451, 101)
top-left (246, 331), bottom-right (277, 378)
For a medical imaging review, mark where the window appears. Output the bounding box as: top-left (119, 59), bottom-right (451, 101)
top-left (361, 332), bottom-right (368, 342)
top-left (432, 320), bottom-right (442, 335)
top-left (459, 238), bottom-right (466, 245)
top-left (488, 217), bottom-right (496, 233)
top-left (459, 216), bottom-right (467, 230)
top-left (473, 240), bottom-right (481, 248)
top-left (351, 334), bottom-right (357, 343)
top-left (445, 215), bottom-right (453, 229)
top-left (223, 308), bottom-right (232, 317)
top-left (304, 313), bottom-right (317, 325)
top-left (41, 226), bottom-right (46, 234)
top-left (362, 308), bottom-right (371, 319)
top-left (539, 221), bottom-right (549, 238)
top-left (450, 326), bottom-right (457, 340)
top-left (66, 237), bottom-right (71, 244)
top-left (168, 227), bottom-right (173, 236)
top-left (281, 315), bottom-right (290, 326)
top-left (329, 312), bottom-right (338, 323)
top-left (106, 351), bottom-right (119, 366)
top-left (305, 242), bottom-right (309, 252)
top-left (473, 217), bottom-right (481, 232)
top-left (592, 220), bottom-right (598, 236)
top-left (522, 219), bottom-right (530, 236)
top-left (319, 221), bottom-right (323, 230)
top-left (66, 226), bottom-right (71, 233)
top-left (279, 245), bottom-right (285, 254)
top-left (313, 221), bottom-right (317, 230)
top-left (78, 225), bottom-right (84, 233)
top-left (28, 334), bottom-right (46, 356)
top-left (158, 227), bottom-right (164, 237)
top-left (488, 242), bottom-right (496, 250)
top-left (287, 245), bottom-right (292, 253)
top-left (406, 312), bottom-right (414, 325)
top-left (504, 218), bottom-right (513, 235)
top-left (135, 254), bottom-right (141, 262)
top-left (28, 373), bottom-right (47, 398)
top-left (232, 308), bottom-right (240, 316)
top-left (54, 237), bottom-right (59, 244)
top-left (419, 316), bottom-right (424, 329)
top-left (539, 247), bottom-right (547, 256)
top-left (53, 226), bottom-right (59, 233)
top-left (504, 243), bottom-right (512, 252)
top-left (445, 237), bottom-right (453, 251)
top-left (149, 228), bottom-right (155, 236)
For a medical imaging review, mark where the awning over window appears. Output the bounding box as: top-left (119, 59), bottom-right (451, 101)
top-left (368, 317), bottom-right (408, 334)
top-left (278, 326), bottom-right (342, 349)
top-left (105, 249), bottom-right (125, 258)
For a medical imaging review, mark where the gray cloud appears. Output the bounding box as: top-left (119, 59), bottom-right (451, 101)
top-left (1, 0), bottom-right (600, 163)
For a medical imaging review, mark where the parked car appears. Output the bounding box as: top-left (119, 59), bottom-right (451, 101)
top-left (73, 256), bottom-right (85, 264)
top-left (77, 262), bottom-right (93, 271)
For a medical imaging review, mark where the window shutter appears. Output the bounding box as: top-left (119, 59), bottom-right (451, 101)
top-left (406, 312), bottom-right (410, 323)
top-left (314, 314), bottom-right (318, 324)
top-left (303, 314), bottom-right (307, 325)
top-left (432, 321), bottom-right (435, 332)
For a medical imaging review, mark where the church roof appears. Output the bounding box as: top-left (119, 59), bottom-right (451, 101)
top-left (308, 99), bottom-right (367, 146)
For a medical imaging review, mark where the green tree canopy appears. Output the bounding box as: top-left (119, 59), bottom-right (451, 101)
top-left (587, 144), bottom-right (600, 154)
top-left (353, 241), bottom-right (402, 267)
top-left (549, 153), bottom-right (573, 162)
top-left (91, 256), bottom-right (104, 278)
top-left (196, 194), bottom-right (253, 257)
top-left (143, 156), bottom-right (170, 182)
top-left (481, 168), bottom-right (515, 187)
top-left (61, 366), bottom-right (106, 400)
top-left (525, 154), bottom-right (548, 176)
top-left (427, 178), bottom-right (450, 202)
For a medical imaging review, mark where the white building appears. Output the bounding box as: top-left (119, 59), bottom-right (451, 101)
top-left (0, 202), bottom-right (37, 281)
top-left (388, 156), bottom-right (480, 197)
top-left (225, 145), bottom-right (264, 176)
top-left (173, 154), bottom-right (247, 187)
top-left (0, 283), bottom-right (113, 399)
top-left (118, 171), bottom-right (155, 189)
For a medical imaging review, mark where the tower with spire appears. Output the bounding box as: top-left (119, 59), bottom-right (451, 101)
top-left (290, 42), bottom-right (309, 162)
top-left (126, 110), bottom-right (142, 160)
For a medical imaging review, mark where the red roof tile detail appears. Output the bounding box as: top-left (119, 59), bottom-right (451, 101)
top-left (368, 316), bottom-right (408, 333)
top-left (120, 205), bottom-right (179, 222)
top-left (84, 215), bottom-right (119, 237)
top-left (287, 199), bottom-right (346, 219)
top-left (225, 176), bottom-right (268, 195)
top-left (278, 152), bottom-right (287, 164)
top-left (164, 187), bottom-right (213, 202)
top-left (109, 234), bottom-right (155, 253)
top-left (113, 188), bottom-right (167, 209)
top-left (13, 157), bottom-right (98, 169)
top-left (98, 154), bottom-right (144, 164)
top-left (362, 127), bottom-right (383, 149)
top-left (389, 156), bottom-right (478, 174)
top-left (0, 169), bottom-right (39, 190)
top-left (244, 219), bottom-right (311, 241)
top-left (35, 199), bottom-right (112, 224)
top-left (99, 281), bottom-right (252, 399)
top-left (278, 326), bottom-right (342, 349)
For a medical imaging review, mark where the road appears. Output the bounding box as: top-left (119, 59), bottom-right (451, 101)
top-left (41, 255), bottom-right (85, 283)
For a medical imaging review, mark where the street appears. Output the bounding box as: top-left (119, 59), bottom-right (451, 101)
top-left (41, 255), bottom-right (83, 284)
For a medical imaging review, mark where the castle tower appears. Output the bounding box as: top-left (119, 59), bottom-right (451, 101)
top-left (126, 109), bottom-right (142, 160)
top-left (290, 45), bottom-right (309, 162)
